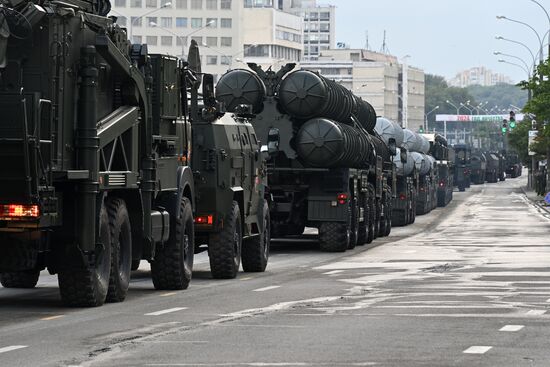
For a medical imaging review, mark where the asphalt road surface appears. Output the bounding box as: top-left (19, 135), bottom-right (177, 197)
top-left (1, 176), bottom-right (550, 366)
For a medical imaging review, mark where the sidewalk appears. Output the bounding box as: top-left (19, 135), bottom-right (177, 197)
top-left (521, 186), bottom-right (550, 215)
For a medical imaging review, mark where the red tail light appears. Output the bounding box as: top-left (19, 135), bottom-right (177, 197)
top-left (337, 193), bottom-right (349, 205)
top-left (439, 181), bottom-right (445, 187)
top-left (399, 193), bottom-right (407, 200)
top-left (0, 204), bottom-right (40, 220)
top-left (195, 214), bottom-right (213, 225)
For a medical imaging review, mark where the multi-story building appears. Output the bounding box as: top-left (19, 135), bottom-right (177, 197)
top-left (448, 66), bottom-right (513, 87)
top-left (282, 0), bottom-right (336, 60)
top-left (111, 0), bottom-right (303, 81)
top-left (302, 48), bottom-right (425, 128)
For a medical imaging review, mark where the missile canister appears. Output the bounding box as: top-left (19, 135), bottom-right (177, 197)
top-left (375, 117), bottom-right (404, 148)
top-left (215, 69), bottom-right (266, 113)
top-left (394, 148), bottom-right (415, 176)
top-left (278, 70), bottom-right (377, 133)
top-left (295, 117), bottom-right (374, 168)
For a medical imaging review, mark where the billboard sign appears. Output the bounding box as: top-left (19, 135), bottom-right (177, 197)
top-left (435, 114), bottom-right (525, 122)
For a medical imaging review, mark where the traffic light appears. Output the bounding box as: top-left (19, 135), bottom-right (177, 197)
top-left (509, 111), bottom-right (516, 129)
top-left (419, 125), bottom-right (424, 133)
top-left (501, 119), bottom-right (508, 134)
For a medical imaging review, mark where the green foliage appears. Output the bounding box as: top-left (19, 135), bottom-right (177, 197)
top-left (467, 84), bottom-right (528, 112)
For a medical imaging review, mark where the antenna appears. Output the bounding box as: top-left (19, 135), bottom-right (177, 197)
top-left (380, 30), bottom-right (389, 54)
top-left (364, 31), bottom-right (370, 50)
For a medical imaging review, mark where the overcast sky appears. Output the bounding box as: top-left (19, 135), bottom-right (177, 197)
top-left (327, 0), bottom-right (550, 82)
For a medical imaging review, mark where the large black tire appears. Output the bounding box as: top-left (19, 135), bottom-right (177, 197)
top-left (0, 270), bottom-right (40, 288)
top-left (318, 221), bottom-right (350, 252)
top-left (348, 198), bottom-right (359, 250)
top-left (242, 201), bottom-right (270, 272)
top-left (356, 194), bottom-right (368, 246)
top-left (151, 196), bottom-right (194, 290)
top-left (58, 205), bottom-right (112, 307)
top-left (106, 198), bottom-right (132, 303)
top-left (209, 201), bottom-right (242, 279)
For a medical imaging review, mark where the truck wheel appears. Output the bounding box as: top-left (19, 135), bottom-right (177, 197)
top-left (242, 201), bottom-right (270, 272)
top-left (0, 270), bottom-right (39, 288)
top-left (319, 221), bottom-right (350, 252)
top-left (106, 198), bottom-right (132, 303)
top-left (151, 196), bottom-right (194, 290)
top-left (58, 205), bottom-right (112, 307)
top-left (356, 195), bottom-right (368, 245)
top-left (348, 199), bottom-right (359, 250)
top-left (209, 201), bottom-right (241, 279)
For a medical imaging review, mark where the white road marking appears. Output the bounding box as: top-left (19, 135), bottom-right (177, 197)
top-left (500, 325), bottom-right (524, 332)
top-left (0, 345), bottom-right (27, 354)
top-left (160, 292), bottom-right (177, 297)
top-left (145, 307), bottom-right (187, 316)
top-left (546, 298), bottom-right (550, 303)
top-left (526, 310), bottom-right (546, 316)
top-left (40, 315), bottom-right (64, 321)
top-left (463, 346), bottom-right (492, 354)
top-left (252, 285), bottom-right (281, 292)
top-left (323, 270), bottom-right (344, 275)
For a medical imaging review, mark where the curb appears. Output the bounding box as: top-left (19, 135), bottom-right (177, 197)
top-left (520, 186), bottom-right (550, 215)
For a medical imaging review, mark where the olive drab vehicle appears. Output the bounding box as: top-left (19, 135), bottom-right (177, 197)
top-left (191, 75), bottom-right (270, 279)
top-left (422, 134), bottom-right (453, 208)
top-left (215, 64), bottom-right (394, 252)
top-left (0, 0), bottom-right (269, 306)
top-left (470, 150), bottom-right (487, 185)
top-left (453, 144), bottom-right (471, 191)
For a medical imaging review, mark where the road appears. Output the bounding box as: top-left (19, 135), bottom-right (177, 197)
top-left (1, 176), bottom-right (550, 367)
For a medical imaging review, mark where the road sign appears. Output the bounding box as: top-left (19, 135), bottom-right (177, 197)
top-left (528, 130), bottom-right (539, 156)
top-left (545, 192), bottom-right (550, 205)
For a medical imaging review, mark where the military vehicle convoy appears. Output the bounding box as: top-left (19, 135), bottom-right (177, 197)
top-left (453, 144), bottom-right (471, 191)
top-left (470, 150), bottom-right (487, 185)
top-left (505, 151), bottom-right (522, 178)
top-left (0, 0), bottom-right (269, 306)
top-left (215, 65), bottom-right (394, 251)
top-left (421, 134), bottom-right (454, 207)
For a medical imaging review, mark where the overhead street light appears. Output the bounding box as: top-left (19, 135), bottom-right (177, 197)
top-left (495, 35), bottom-right (536, 69)
top-left (129, 2), bottom-right (172, 40)
top-left (496, 16), bottom-right (543, 62)
top-left (493, 51), bottom-right (531, 74)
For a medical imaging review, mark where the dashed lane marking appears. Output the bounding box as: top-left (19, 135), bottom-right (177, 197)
top-left (0, 345), bottom-right (27, 354)
top-left (500, 325), bottom-right (524, 332)
top-left (240, 277), bottom-right (253, 281)
top-left (252, 285), bottom-right (281, 292)
top-left (463, 346), bottom-right (492, 354)
top-left (145, 307), bottom-right (188, 316)
top-left (526, 310), bottom-right (547, 316)
top-left (160, 292), bottom-right (177, 297)
top-left (40, 315), bottom-right (64, 321)
top-left (323, 270), bottom-right (344, 275)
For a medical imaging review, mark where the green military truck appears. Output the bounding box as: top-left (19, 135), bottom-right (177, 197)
top-left (0, 0), bottom-right (269, 306)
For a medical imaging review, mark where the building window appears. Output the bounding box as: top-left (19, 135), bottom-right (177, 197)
top-left (161, 0), bottom-right (171, 6)
top-left (114, 0), bottom-right (126, 6)
top-left (206, 36), bottom-right (217, 46)
top-left (161, 36), bottom-right (172, 46)
top-left (220, 18), bottom-right (232, 28)
top-left (320, 11), bottom-right (330, 20)
top-left (147, 17), bottom-right (157, 26)
top-left (244, 44), bottom-right (268, 57)
top-left (191, 0), bottom-right (202, 9)
top-left (133, 35), bottom-right (142, 43)
top-left (220, 37), bottom-right (232, 47)
top-left (116, 16), bottom-right (127, 26)
top-left (221, 55), bottom-right (232, 65)
top-left (176, 17), bottom-right (188, 27)
top-left (176, 0), bottom-right (187, 8)
top-left (309, 12), bottom-right (318, 20)
top-left (207, 55), bottom-right (218, 65)
top-left (176, 36), bottom-right (187, 46)
top-left (220, 0), bottom-right (231, 9)
top-left (131, 16), bottom-right (142, 27)
top-left (191, 36), bottom-right (202, 47)
top-left (161, 17), bottom-right (172, 27)
top-left (130, 0), bottom-right (142, 7)
top-left (191, 18), bottom-right (203, 28)
top-left (146, 0), bottom-right (157, 7)
top-left (320, 22), bottom-right (330, 32)
top-left (206, 0), bottom-right (217, 9)
top-left (206, 18), bottom-right (217, 27)
top-left (146, 36), bottom-right (158, 45)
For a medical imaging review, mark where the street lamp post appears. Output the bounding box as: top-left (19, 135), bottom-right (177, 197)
top-left (529, 0), bottom-right (550, 58)
top-left (495, 36), bottom-right (536, 68)
top-left (129, 2), bottom-right (171, 41)
top-left (496, 15), bottom-right (543, 63)
top-left (445, 100), bottom-right (460, 139)
top-left (424, 105), bottom-right (439, 133)
top-left (151, 19), bottom-right (215, 60)
top-left (494, 51), bottom-right (531, 74)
